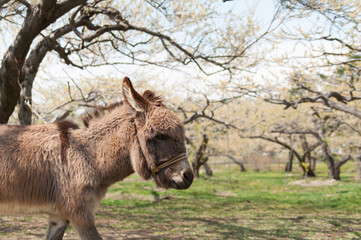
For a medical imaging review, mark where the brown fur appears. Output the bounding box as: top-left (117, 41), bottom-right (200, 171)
top-left (0, 77), bottom-right (193, 240)
top-left (56, 120), bottom-right (79, 163)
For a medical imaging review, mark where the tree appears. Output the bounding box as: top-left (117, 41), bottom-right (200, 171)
top-left (178, 89), bottom-right (269, 176)
top-left (268, 0), bottom-right (361, 118)
top-left (0, 0), bottom-right (280, 124)
top-left (179, 91), bottom-right (249, 177)
top-left (274, 112), bottom-right (353, 180)
top-left (246, 131), bottom-right (319, 177)
top-left (255, 0), bottom-right (361, 179)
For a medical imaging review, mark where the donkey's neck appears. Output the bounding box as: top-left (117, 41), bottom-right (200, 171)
top-left (83, 108), bottom-right (136, 187)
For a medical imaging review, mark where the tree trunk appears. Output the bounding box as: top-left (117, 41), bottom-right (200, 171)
top-left (18, 38), bottom-right (53, 124)
top-left (333, 155), bottom-right (351, 180)
top-left (192, 156), bottom-right (208, 178)
top-left (299, 134), bottom-right (316, 177)
top-left (333, 168), bottom-right (341, 181)
top-left (191, 159), bottom-right (198, 178)
top-left (203, 162), bottom-right (213, 176)
top-left (324, 150), bottom-right (336, 179)
top-left (309, 157), bottom-right (316, 175)
top-left (192, 134), bottom-right (209, 178)
top-left (18, 78), bottom-right (33, 125)
top-left (357, 154), bottom-right (361, 180)
top-left (238, 162), bottom-right (246, 172)
top-left (305, 168), bottom-right (316, 177)
top-left (285, 151), bottom-right (293, 172)
top-left (0, 52), bottom-right (22, 123)
top-left (317, 129), bottom-right (337, 179)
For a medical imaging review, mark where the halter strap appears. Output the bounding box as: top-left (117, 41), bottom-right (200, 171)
top-left (151, 153), bottom-right (188, 175)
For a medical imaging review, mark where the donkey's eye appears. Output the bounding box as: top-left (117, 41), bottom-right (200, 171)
top-left (155, 134), bottom-right (167, 141)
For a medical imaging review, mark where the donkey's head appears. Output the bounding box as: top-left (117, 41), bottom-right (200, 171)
top-left (123, 77), bottom-right (193, 189)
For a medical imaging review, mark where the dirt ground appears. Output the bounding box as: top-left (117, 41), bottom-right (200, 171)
top-left (288, 179), bottom-right (338, 187)
top-left (0, 214), bottom-right (181, 240)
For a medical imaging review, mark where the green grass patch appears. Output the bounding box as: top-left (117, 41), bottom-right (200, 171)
top-left (98, 164), bottom-right (361, 239)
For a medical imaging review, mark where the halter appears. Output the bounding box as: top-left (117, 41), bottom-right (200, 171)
top-left (151, 153), bottom-right (188, 175)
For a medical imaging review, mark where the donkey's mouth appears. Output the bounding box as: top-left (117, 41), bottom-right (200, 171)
top-left (171, 179), bottom-right (189, 189)
top-left (170, 171), bottom-right (194, 190)
top-left (154, 165), bottom-right (194, 190)
top-left (155, 175), bottom-right (193, 189)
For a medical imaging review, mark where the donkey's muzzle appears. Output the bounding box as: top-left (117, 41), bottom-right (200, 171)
top-left (172, 168), bottom-right (194, 189)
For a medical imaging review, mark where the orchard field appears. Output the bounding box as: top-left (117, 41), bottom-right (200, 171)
top-left (1, 163), bottom-right (361, 240)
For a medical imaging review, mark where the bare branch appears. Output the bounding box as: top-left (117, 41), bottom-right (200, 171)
top-left (335, 155), bottom-right (352, 169)
top-left (265, 85), bottom-right (361, 119)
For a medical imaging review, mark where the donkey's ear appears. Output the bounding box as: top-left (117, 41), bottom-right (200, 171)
top-left (122, 77), bottom-right (148, 112)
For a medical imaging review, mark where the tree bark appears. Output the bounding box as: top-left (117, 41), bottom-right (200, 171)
top-left (316, 125), bottom-right (338, 179)
top-left (192, 134), bottom-right (209, 178)
top-left (18, 38), bottom-right (55, 124)
top-left (203, 162), bottom-right (213, 176)
top-left (285, 150), bottom-right (293, 172)
top-left (320, 139), bottom-right (336, 179)
top-left (309, 157), bottom-right (316, 175)
top-left (356, 154), bottom-right (361, 180)
top-left (299, 134), bottom-right (316, 177)
top-left (333, 155), bottom-right (352, 180)
top-left (315, 127), bottom-right (350, 180)
top-left (238, 161), bottom-right (246, 172)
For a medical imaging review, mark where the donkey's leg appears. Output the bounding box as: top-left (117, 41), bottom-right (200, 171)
top-left (45, 217), bottom-right (69, 240)
top-left (72, 222), bottom-right (102, 240)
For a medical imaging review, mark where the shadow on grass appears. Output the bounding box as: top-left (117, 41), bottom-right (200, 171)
top-left (182, 217), bottom-right (306, 240)
top-left (97, 202), bottom-right (361, 240)
top-left (0, 217), bottom-right (48, 239)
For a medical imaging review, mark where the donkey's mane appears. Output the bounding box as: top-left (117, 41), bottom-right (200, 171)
top-left (82, 90), bottom-right (163, 127)
top-left (82, 102), bottom-right (124, 128)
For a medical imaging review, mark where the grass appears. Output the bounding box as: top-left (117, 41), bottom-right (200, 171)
top-left (97, 162), bottom-right (361, 239)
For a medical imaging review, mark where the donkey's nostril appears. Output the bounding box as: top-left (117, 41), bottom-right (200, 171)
top-left (172, 169), bottom-right (194, 189)
top-left (183, 171), bottom-right (190, 181)
top-left (182, 170), bottom-right (194, 183)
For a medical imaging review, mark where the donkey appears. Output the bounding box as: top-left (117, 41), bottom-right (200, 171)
top-left (0, 77), bottom-right (194, 240)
